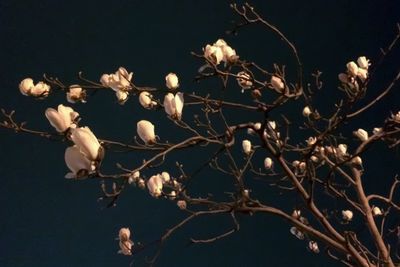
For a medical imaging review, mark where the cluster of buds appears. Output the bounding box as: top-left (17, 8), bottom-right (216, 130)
top-left (117, 228), bottom-right (134, 256)
top-left (100, 67), bottom-right (133, 104)
top-left (338, 56), bottom-right (370, 93)
top-left (146, 172), bottom-right (180, 199)
top-left (204, 39), bottom-right (238, 66)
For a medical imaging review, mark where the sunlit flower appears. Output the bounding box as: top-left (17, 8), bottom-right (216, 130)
top-left (270, 76), bottom-right (285, 92)
top-left (236, 71), bottom-right (252, 89)
top-left (119, 228), bottom-right (131, 242)
top-left (45, 104), bottom-right (79, 132)
top-left (221, 45), bottom-right (237, 63)
top-left (67, 85), bottom-right (86, 103)
top-left (353, 128), bottom-right (368, 141)
top-left (264, 157), bottom-right (273, 169)
top-left (100, 67), bottom-right (133, 92)
top-left (165, 73), bottom-right (179, 90)
top-left (346, 61), bottom-right (359, 77)
top-left (137, 120), bottom-right (156, 144)
top-left (342, 210), bottom-right (353, 221)
top-left (357, 56), bottom-right (370, 70)
top-left (71, 127), bottom-right (101, 161)
top-left (64, 145), bottom-right (95, 179)
top-left (372, 206), bottom-right (383, 216)
top-left (147, 174), bottom-right (163, 197)
top-left (308, 241), bottom-right (319, 253)
top-left (303, 106), bottom-right (312, 117)
top-left (242, 140), bottom-right (252, 155)
top-left (204, 44), bottom-right (223, 65)
top-left (139, 91), bottom-right (156, 109)
top-left (19, 78), bottom-right (35, 96)
top-left (163, 92), bottom-right (184, 120)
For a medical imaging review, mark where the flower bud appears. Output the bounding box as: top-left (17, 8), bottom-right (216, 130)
top-left (346, 61), bottom-right (359, 77)
top-left (372, 206), bottom-right (382, 216)
top-left (177, 200), bottom-right (187, 210)
top-left (161, 172), bottom-right (170, 183)
top-left (165, 73), bottom-right (179, 90)
top-left (270, 76), bottom-right (284, 92)
top-left (351, 156), bottom-right (363, 166)
top-left (308, 241), bottom-right (319, 253)
top-left (119, 228), bottom-right (131, 242)
top-left (204, 44), bottom-right (223, 65)
top-left (139, 91), bottom-right (156, 109)
top-left (163, 92), bottom-right (184, 120)
top-left (353, 128), bottom-right (368, 141)
top-left (342, 210), bottom-right (353, 221)
top-left (19, 78), bottom-right (34, 96)
top-left (302, 106), bottom-right (312, 117)
top-left (137, 120), bottom-right (156, 144)
top-left (147, 175), bottom-right (163, 197)
top-left (116, 90), bottom-right (128, 103)
top-left (242, 140), bottom-right (252, 155)
top-left (357, 68), bottom-right (368, 81)
top-left (264, 157), bottom-right (273, 169)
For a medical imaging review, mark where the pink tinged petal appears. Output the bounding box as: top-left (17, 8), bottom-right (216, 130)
top-left (64, 145), bottom-right (93, 177)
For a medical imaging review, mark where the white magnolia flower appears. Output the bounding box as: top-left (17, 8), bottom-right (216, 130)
top-left (165, 73), bottom-right (179, 90)
top-left (236, 71), bottom-right (252, 89)
top-left (298, 162), bottom-right (306, 172)
top-left (308, 241), bottom-right (320, 253)
top-left (161, 172), bottom-right (170, 183)
top-left (372, 206), bottom-right (383, 216)
top-left (353, 128), bottom-right (369, 141)
top-left (100, 67), bottom-right (133, 92)
top-left (45, 104), bottom-right (79, 132)
top-left (342, 210), bottom-right (353, 221)
top-left (67, 85), bottom-right (85, 103)
top-left (213, 39), bottom-right (227, 47)
top-left (119, 228), bottom-right (131, 242)
top-left (357, 56), bottom-right (370, 70)
top-left (270, 76), bottom-right (285, 92)
top-left (352, 156), bottom-right (363, 166)
top-left (71, 127), bottom-right (101, 161)
top-left (346, 61), bottom-right (359, 77)
top-left (137, 120), bottom-right (156, 144)
top-left (163, 92), bottom-right (184, 120)
top-left (139, 91), bottom-right (156, 109)
top-left (302, 106), bottom-right (312, 117)
top-left (292, 160), bottom-right (300, 168)
top-left (118, 240), bottom-right (133, 256)
top-left (147, 174), bottom-right (163, 197)
top-left (357, 68), bottom-right (368, 81)
top-left (242, 140), bottom-right (252, 155)
top-left (254, 123), bottom-right (262, 130)
top-left (264, 157), bottom-right (273, 169)
top-left (221, 45), bottom-right (237, 63)
top-left (290, 227), bottom-right (304, 240)
top-left (128, 171), bottom-right (140, 184)
top-left (204, 44), bottom-right (223, 65)
top-left (267, 121), bottom-right (276, 130)
top-left (64, 145), bottom-right (94, 179)
top-left (115, 90), bottom-right (129, 103)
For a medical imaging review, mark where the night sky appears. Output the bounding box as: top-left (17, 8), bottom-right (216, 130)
top-left (1, 1), bottom-right (399, 266)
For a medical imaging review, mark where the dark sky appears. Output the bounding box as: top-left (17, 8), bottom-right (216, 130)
top-left (1, 1), bottom-right (399, 266)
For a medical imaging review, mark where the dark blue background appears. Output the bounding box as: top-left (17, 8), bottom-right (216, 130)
top-left (1, 1), bottom-right (399, 266)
